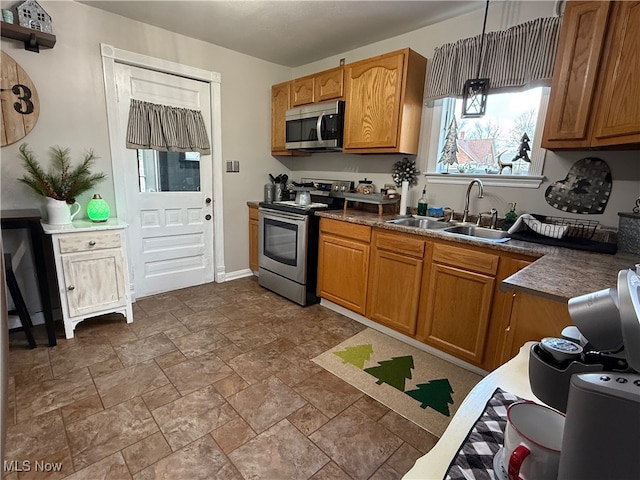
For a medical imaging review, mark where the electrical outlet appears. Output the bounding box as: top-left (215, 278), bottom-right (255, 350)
top-left (226, 161), bottom-right (233, 172)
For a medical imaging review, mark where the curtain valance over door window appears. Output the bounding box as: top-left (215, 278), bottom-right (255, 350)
top-left (424, 16), bottom-right (562, 101)
top-left (126, 99), bottom-right (211, 155)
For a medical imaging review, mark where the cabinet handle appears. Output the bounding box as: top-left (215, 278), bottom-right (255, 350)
top-left (89, 240), bottom-right (96, 246)
top-left (68, 285), bottom-right (75, 291)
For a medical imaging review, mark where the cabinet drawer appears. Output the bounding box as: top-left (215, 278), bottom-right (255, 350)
top-left (374, 231), bottom-right (424, 258)
top-left (432, 243), bottom-right (498, 275)
top-left (320, 218), bottom-right (371, 242)
top-left (58, 231), bottom-right (123, 253)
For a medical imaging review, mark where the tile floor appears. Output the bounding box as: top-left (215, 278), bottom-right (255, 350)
top-left (5, 276), bottom-right (439, 480)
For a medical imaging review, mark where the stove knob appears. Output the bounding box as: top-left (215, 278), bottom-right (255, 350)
top-left (333, 184), bottom-right (339, 192)
top-left (341, 185), bottom-right (347, 192)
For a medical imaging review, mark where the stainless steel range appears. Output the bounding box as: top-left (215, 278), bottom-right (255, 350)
top-left (258, 178), bottom-right (352, 305)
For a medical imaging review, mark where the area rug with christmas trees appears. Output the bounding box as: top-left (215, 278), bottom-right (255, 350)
top-left (312, 328), bottom-right (483, 436)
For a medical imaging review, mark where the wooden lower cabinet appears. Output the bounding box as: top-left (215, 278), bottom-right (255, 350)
top-left (366, 230), bottom-right (425, 336)
top-left (248, 205), bottom-right (259, 272)
top-left (499, 291), bottom-right (573, 365)
top-left (417, 243), bottom-right (499, 367)
top-left (317, 219), bottom-right (371, 315)
top-left (315, 219), bottom-right (563, 369)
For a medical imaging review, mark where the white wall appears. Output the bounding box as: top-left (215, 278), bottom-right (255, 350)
top-left (0, 0), bottom-right (293, 285)
top-left (289, 1), bottom-right (640, 228)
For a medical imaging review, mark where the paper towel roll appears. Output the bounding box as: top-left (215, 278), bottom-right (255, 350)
top-left (399, 181), bottom-right (409, 215)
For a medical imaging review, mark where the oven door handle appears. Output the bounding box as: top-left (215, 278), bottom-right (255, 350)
top-left (259, 208), bottom-right (307, 223)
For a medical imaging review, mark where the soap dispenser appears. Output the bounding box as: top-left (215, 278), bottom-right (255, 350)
top-left (502, 202), bottom-right (517, 231)
top-left (417, 186), bottom-right (428, 216)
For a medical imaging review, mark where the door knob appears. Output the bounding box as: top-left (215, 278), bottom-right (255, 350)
top-left (205, 197), bottom-right (212, 204)
top-left (205, 214), bottom-right (212, 220)
top-left (68, 285), bottom-right (75, 291)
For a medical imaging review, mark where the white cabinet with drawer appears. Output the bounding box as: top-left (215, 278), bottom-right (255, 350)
top-left (43, 219), bottom-right (133, 339)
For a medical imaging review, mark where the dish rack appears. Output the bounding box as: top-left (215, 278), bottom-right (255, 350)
top-left (528, 214), bottom-right (599, 241)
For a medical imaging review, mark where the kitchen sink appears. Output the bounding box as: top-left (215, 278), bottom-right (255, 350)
top-left (443, 225), bottom-right (510, 241)
top-left (386, 217), bottom-right (451, 229)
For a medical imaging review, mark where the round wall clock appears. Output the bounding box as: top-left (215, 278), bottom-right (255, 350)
top-left (1, 50), bottom-right (40, 147)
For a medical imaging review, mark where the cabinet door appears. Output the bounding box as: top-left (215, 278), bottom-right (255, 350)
top-left (249, 206), bottom-right (259, 272)
top-left (271, 81), bottom-right (291, 153)
top-left (62, 249), bottom-right (127, 317)
top-left (420, 263), bottom-right (495, 365)
top-left (541, 1), bottom-right (611, 149)
top-left (591, 1), bottom-right (640, 146)
top-left (314, 67), bottom-right (344, 102)
top-left (317, 233), bottom-right (370, 315)
top-left (500, 292), bottom-right (572, 364)
top-left (292, 76), bottom-right (315, 106)
top-left (367, 250), bottom-right (423, 336)
top-left (343, 51), bottom-right (404, 150)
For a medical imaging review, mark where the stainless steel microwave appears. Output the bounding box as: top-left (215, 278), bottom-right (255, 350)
top-left (285, 100), bottom-right (344, 151)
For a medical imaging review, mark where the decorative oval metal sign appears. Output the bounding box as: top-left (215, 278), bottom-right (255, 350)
top-left (1, 51), bottom-right (40, 147)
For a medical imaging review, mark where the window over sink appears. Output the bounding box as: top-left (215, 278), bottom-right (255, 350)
top-left (426, 86), bottom-right (549, 188)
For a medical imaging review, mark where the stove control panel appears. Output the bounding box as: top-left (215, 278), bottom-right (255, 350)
top-left (300, 178), bottom-right (353, 197)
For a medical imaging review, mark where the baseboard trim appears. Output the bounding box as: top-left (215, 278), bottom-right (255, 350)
top-left (222, 269), bottom-right (255, 282)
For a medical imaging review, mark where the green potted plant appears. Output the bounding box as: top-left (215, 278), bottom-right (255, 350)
top-left (18, 143), bottom-right (107, 225)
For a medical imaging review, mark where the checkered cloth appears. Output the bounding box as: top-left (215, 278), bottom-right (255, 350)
top-left (444, 388), bottom-right (525, 480)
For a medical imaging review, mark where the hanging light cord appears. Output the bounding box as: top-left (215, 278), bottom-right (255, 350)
top-left (474, 0), bottom-right (490, 79)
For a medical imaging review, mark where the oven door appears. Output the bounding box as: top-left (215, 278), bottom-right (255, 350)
top-left (259, 208), bottom-right (308, 284)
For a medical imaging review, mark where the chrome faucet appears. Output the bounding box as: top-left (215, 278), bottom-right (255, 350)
top-left (462, 178), bottom-right (484, 223)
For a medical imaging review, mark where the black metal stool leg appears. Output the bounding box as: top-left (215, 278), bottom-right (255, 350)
top-left (4, 253), bottom-right (37, 349)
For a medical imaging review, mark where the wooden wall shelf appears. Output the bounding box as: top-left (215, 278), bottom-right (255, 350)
top-left (0, 22), bottom-right (56, 52)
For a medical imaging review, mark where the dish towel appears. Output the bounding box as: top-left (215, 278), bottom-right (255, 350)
top-left (507, 214), bottom-right (568, 239)
top-left (444, 388), bottom-right (525, 480)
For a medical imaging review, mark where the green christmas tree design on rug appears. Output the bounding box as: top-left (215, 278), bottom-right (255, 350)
top-left (332, 344), bottom-right (455, 416)
top-left (333, 344), bottom-right (373, 368)
top-left (405, 379), bottom-right (454, 416)
top-left (364, 355), bottom-right (414, 391)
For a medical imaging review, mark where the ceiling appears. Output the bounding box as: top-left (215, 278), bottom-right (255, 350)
top-left (79, 1), bottom-right (484, 67)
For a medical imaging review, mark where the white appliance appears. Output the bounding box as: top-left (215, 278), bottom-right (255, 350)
top-left (529, 269), bottom-right (640, 479)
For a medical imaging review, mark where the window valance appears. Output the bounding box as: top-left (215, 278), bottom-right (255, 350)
top-left (424, 16), bottom-right (562, 101)
top-left (126, 99), bottom-right (211, 155)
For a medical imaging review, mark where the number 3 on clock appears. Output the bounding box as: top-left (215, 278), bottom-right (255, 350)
top-left (1, 84), bottom-right (35, 115)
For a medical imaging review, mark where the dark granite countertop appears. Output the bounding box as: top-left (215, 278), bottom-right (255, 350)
top-left (315, 210), bottom-right (639, 303)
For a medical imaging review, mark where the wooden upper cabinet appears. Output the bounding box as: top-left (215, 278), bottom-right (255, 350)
top-left (314, 66), bottom-right (344, 102)
top-left (343, 48), bottom-right (427, 154)
top-left (591, 1), bottom-right (640, 146)
top-left (271, 81), bottom-right (291, 154)
top-left (292, 75), bottom-right (315, 106)
top-left (542, 1), bottom-right (640, 149)
top-left (292, 67), bottom-right (344, 106)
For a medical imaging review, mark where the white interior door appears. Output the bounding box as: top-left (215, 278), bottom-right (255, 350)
top-left (114, 63), bottom-right (214, 298)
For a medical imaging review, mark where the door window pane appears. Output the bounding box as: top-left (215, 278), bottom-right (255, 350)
top-left (137, 150), bottom-right (200, 192)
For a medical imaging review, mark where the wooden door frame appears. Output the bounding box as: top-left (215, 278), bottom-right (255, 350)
top-left (100, 44), bottom-right (226, 298)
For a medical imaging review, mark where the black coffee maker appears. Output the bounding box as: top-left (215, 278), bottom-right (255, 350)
top-left (529, 269), bottom-right (640, 479)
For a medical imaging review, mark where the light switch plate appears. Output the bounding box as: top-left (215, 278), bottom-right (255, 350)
top-left (226, 161), bottom-right (233, 172)
top-left (233, 160), bottom-right (240, 172)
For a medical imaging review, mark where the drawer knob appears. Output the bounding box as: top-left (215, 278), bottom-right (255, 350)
top-left (68, 285), bottom-right (75, 291)
top-left (89, 240), bottom-right (96, 246)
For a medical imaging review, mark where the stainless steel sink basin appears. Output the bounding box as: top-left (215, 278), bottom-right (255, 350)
top-left (443, 225), bottom-right (510, 241)
top-left (386, 217), bottom-right (451, 229)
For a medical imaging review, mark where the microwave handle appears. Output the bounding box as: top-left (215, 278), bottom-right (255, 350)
top-left (316, 113), bottom-right (324, 143)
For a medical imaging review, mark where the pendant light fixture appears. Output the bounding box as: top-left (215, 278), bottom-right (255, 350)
top-left (462, 0), bottom-right (490, 118)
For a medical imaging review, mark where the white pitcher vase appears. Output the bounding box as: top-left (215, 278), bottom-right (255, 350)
top-left (46, 197), bottom-right (80, 225)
